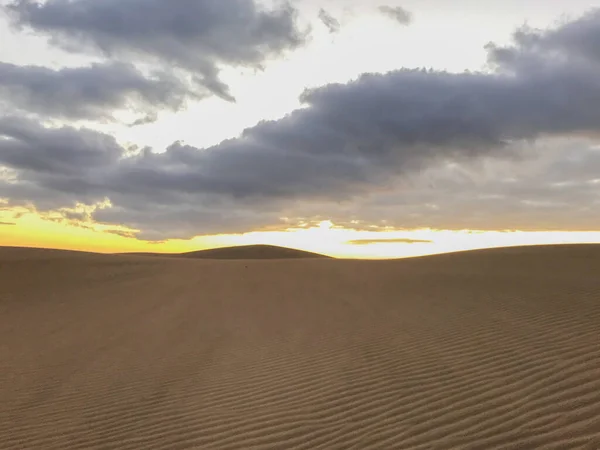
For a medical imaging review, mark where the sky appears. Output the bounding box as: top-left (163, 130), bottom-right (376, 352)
top-left (1, 0), bottom-right (600, 258)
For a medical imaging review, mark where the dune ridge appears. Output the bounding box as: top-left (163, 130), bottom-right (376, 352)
top-left (123, 244), bottom-right (331, 260)
top-left (1, 244), bottom-right (600, 448)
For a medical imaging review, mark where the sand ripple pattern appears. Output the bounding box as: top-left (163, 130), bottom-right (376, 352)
top-left (1, 245), bottom-right (600, 449)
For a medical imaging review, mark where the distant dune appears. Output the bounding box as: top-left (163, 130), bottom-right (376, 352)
top-left (126, 243), bottom-right (331, 260)
top-left (181, 244), bottom-right (331, 259)
top-left (2, 244), bottom-right (600, 448)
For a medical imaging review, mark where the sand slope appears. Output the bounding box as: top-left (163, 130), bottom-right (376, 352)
top-left (1, 244), bottom-right (600, 449)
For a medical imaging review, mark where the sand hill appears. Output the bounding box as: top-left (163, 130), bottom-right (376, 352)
top-left (180, 244), bottom-right (330, 259)
top-left (125, 244), bottom-right (330, 260)
top-left (1, 244), bottom-right (600, 448)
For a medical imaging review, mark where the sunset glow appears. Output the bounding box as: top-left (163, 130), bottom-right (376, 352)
top-left (1, 0), bottom-right (599, 257)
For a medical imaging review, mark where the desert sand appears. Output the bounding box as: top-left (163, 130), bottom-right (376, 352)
top-left (1, 244), bottom-right (600, 449)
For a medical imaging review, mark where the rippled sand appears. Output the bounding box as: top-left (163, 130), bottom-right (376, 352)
top-left (2, 244), bottom-right (600, 449)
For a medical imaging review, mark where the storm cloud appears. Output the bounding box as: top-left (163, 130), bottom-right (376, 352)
top-left (2, 9), bottom-right (600, 238)
top-left (6, 0), bottom-right (308, 101)
top-left (0, 61), bottom-right (202, 122)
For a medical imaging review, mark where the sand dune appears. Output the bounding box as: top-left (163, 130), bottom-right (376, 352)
top-left (181, 244), bottom-right (330, 260)
top-left (124, 244), bottom-right (330, 260)
top-left (1, 244), bottom-right (600, 449)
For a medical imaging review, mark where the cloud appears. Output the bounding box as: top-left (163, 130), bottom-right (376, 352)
top-left (348, 238), bottom-right (432, 245)
top-left (6, 0), bottom-right (308, 102)
top-left (0, 221), bottom-right (16, 225)
top-left (318, 8), bottom-right (340, 34)
top-left (378, 5), bottom-right (412, 25)
top-left (2, 10), bottom-right (600, 238)
top-left (0, 61), bottom-right (203, 122)
top-left (320, 140), bottom-right (600, 232)
top-left (104, 229), bottom-right (138, 239)
top-left (486, 10), bottom-right (600, 72)
top-left (0, 117), bottom-right (121, 177)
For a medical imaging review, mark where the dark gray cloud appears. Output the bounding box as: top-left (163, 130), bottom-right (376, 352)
top-left (318, 8), bottom-right (340, 34)
top-left (0, 61), bottom-right (202, 122)
top-left (348, 238), bottom-right (433, 245)
top-left (0, 116), bottom-right (121, 176)
top-left (6, 0), bottom-right (308, 101)
top-left (487, 9), bottom-right (600, 72)
top-left (2, 10), bottom-right (600, 238)
top-left (378, 5), bottom-right (412, 25)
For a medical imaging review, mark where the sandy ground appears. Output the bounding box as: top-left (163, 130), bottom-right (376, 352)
top-left (1, 244), bottom-right (600, 449)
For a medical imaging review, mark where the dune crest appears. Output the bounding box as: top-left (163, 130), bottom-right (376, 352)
top-left (181, 244), bottom-right (331, 260)
top-left (124, 244), bottom-right (331, 260)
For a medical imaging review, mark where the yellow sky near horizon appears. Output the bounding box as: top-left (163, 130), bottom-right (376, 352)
top-left (2, 211), bottom-right (600, 259)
